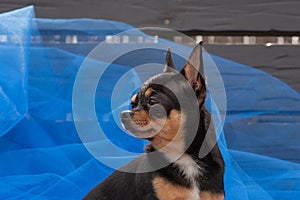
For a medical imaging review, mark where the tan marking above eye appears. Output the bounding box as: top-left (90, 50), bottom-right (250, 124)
top-left (131, 94), bottom-right (137, 104)
top-left (145, 88), bottom-right (153, 98)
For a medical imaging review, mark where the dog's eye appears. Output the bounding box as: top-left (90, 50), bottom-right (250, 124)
top-left (148, 98), bottom-right (159, 106)
top-left (130, 102), bottom-right (136, 109)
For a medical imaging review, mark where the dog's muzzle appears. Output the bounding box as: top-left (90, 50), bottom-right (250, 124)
top-left (121, 110), bottom-right (134, 119)
top-left (120, 110), bottom-right (134, 131)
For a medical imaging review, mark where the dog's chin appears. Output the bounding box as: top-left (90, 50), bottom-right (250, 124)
top-left (121, 121), bottom-right (158, 139)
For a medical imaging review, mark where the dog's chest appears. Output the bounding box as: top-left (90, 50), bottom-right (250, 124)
top-left (152, 154), bottom-right (202, 200)
top-left (174, 154), bottom-right (203, 182)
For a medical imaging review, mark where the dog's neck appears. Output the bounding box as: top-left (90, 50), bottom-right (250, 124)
top-left (186, 106), bottom-right (211, 157)
top-left (146, 145), bottom-right (204, 189)
top-left (145, 106), bottom-right (213, 187)
top-left (148, 149), bottom-right (203, 189)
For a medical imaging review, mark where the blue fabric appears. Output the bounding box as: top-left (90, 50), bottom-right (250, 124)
top-left (0, 6), bottom-right (34, 136)
top-left (0, 6), bottom-right (299, 199)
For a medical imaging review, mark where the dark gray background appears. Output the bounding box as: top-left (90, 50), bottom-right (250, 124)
top-left (1, 0), bottom-right (299, 92)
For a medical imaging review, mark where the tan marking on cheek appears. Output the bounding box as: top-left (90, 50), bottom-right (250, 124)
top-left (132, 110), bottom-right (150, 127)
top-left (153, 177), bottom-right (192, 200)
top-left (151, 110), bottom-right (184, 150)
top-left (145, 88), bottom-right (153, 97)
top-left (131, 94), bottom-right (137, 104)
top-left (200, 192), bottom-right (224, 200)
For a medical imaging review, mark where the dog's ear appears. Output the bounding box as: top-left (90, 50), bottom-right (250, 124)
top-left (163, 48), bottom-right (176, 73)
top-left (180, 42), bottom-right (206, 106)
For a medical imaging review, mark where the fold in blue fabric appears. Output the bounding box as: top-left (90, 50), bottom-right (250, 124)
top-left (0, 6), bottom-right (34, 136)
top-left (0, 6), bottom-right (299, 199)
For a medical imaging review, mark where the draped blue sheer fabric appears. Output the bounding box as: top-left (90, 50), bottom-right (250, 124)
top-left (0, 6), bottom-right (33, 137)
top-left (0, 6), bottom-right (299, 199)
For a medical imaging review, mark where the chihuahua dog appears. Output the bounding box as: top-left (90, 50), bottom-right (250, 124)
top-left (84, 42), bottom-right (225, 200)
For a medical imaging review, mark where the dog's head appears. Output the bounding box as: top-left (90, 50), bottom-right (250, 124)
top-left (121, 43), bottom-right (207, 154)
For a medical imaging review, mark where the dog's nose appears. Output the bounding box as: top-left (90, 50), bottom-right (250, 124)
top-left (121, 110), bottom-right (133, 119)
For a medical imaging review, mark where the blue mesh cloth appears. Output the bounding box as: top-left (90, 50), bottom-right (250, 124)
top-left (0, 6), bottom-right (33, 136)
top-left (0, 6), bottom-right (299, 199)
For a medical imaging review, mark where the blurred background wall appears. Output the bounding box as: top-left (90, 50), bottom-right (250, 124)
top-left (1, 0), bottom-right (299, 92)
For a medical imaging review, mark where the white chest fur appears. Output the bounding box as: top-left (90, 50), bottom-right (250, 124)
top-left (175, 154), bottom-right (204, 200)
top-left (175, 154), bottom-right (203, 182)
